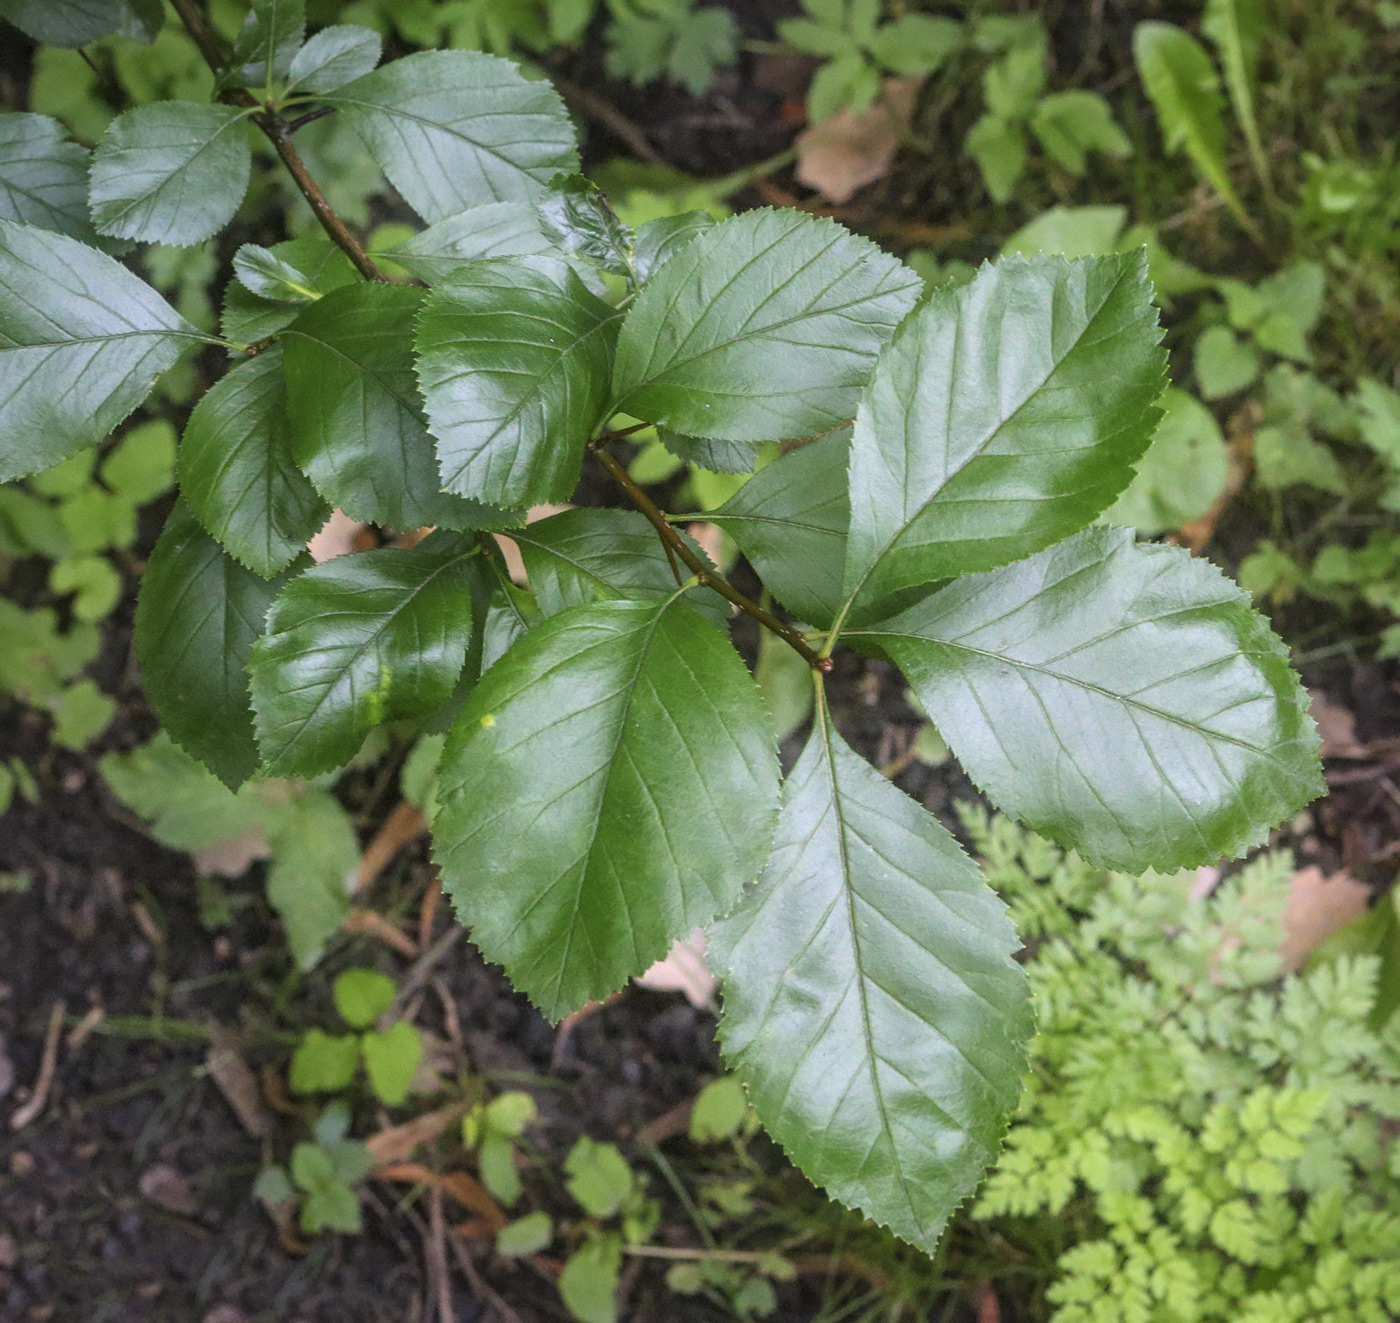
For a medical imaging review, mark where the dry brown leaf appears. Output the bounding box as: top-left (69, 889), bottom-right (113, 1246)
top-left (1308, 689), bottom-right (1365, 759)
top-left (635, 929), bottom-right (717, 1009)
top-left (380, 1162), bottom-right (507, 1229)
top-left (192, 826), bottom-right (270, 878)
top-left (1280, 865), bottom-right (1371, 970)
top-left (795, 76), bottom-right (921, 204)
top-left (307, 509), bottom-right (368, 563)
top-left (341, 908), bottom-right (418, 957)
top-left (366, 1102), bottom-right (468, 1167)
top-left (206, 1036), bottom-right (274, 1139)
top-left (357, 801), bottom-right (427, 895)
top-left (139, 1162), bottom-right (198, 1216)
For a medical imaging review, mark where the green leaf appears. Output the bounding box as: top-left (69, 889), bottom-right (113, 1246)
top-left (1202, 0), bottom-right (1269, 187)
top-left (0, 0), bottom-right (126, 46)
top-left (657, 428), bottom-right (760, 475)
top-left (1029, 91), bottom-right (1131, 175)
top-left (232, 244), bottom-right (323, 302)
top-left (178, 347), bottom-right (329, 578)
top-left (50, 555), bottom-right (123, 623)
top-left (510, 507), bottom-right (727, 629)
top-left (321, 51), bottom-right (578, 223)
top-left (99, 731), bottom-right (264, 852)
top-left (485, 1090), bottom-right (537, 1138)
top-left (709, 697), bottom-right (1031, 1252)
top-left (231, 0), bottom-right (305, 90)
top-left (60, 485), bottom-right (136, 554)
top-left (249, 538), bottom-right (479, 779)
top-left (0, 113), bottom-right (96, 241)
top-left (49, 678), bottom-right (116, 750)
top-left (301, 1181), bottom-right (361, 1234)
top-left (559, 1235), bottom-right (622, 1323)
top-left (1107, 387), bottom-right (1229, 535)
top-left (537, 175), bottom-right (634, 280)
top-left (290, 1029), bottom-right (361, 1093)
top-left (375, 203), bottom-right (551, 284)
top-left (1253, 424), bottom-right (1346, 494)
top-left (1195, 324), bottom-right (1260, 398)
top-left (433, 596), bottom-right (779, 1019)
top-left (282, 283), bottom-right (515, 532)
top-left (689, 1075), bottom-right (749, 1142)
top-left (707, 429), bottom-right (851, 629)
top-left (291, 1141), bottom-right (337, 1191)
top-left (415, 257), bottom-right (622, 508)
top-left (264, 786), bottom-right (358, 968)
top-left (965, 114), bottom-right (1027, 203)
top-left (612, 209), bottom-right (919, 442)
top-left (497, 1211), bottom-right (552, 1257)
top-left (102, 418), bottom-right (176, 505)
top-left (1134, 21), bottom-right (1252, 230)
top-left (564, 1136), bottom-right (635, 1218)
top-left (0, 220), bottom-right (203, 481)
top-left (135, 503), bottom-right (298, 789)
top-left (478, 1133), bottom-right (521, 1206)
top-left (754, 628), bottom-right (814, 744)
top-left (867, 14), bottom-right (963, 75)
top-left (221, 236), bottom-right (358, 343)
top-left (287, 25), bottom-right (382, 94)
top-left (361, 1021), bottom-right (422, 1106)
top-left (89, 102), bottom-right (252, 246)
top-left (840, 253), bottom-right (1165, 622)
top-left (333, 968), bottom-right (395, 1028)
top-left (852, 525), bottom-right (1324, 871)
top-left (1000, 204), bottom-right (1127, 259)
top-left (631, 210), bottom-right (713, 284)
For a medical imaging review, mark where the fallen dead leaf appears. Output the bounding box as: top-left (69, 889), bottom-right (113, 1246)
top-left (1308, 689), bottom-right (1366, 759)
top-left (795, 76), bottom-right (921, 204)
top-left (341, 908), bottom-right (418, 957)
top-left (307, 509), bottom-right (369, 563)
top-left (139, 1162), bottom-right (198, 1216)
top-left (357, 801), bottom-right (427, 895)
top-left (635, 929), bottom-right (717, 1009)
top-left (207, 1036), bottom-right (274, 1139)
top-left (381, 1162), bottom-right (508, 1230)
top-left (1280, 865), bottom-right (1371, 970)
top-left (366, 1101), bottom-right (468, 1167)
top-left (192, 826), bottom-right (270, 878)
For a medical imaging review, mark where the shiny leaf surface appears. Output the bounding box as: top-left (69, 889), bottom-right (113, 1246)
top-left (0, 113), bottom-right (95, 240)
top-left (286, 25), bottom-right (382, 94)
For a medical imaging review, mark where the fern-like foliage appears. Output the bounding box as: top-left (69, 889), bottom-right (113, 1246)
top-left (967, 807), bottom-right (1400, 1323)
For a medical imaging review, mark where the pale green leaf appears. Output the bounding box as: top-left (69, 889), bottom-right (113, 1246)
top-left (1000, 205), bottom-right (1127, 259)
top-left (1195, 324), bottom-right (1260, 398)
top-left (1108, 387), bottom-right (1229, 534)
top-left (433, 596), bottom-right (779, 1019)
top-left (231, 0), bottom-right (305, 89)
top-left (290, 1029), bottom-right (360, 1093)
top-left (0, 219), bottom-right (204, 480)
top-left (322, 51), bottom-right (578, 223)
top-left (841, 253), bottom-right (1165, 621)
top-left (0, 113), bottom-right (95, 241)
top-left (102, 417), bottom-right (176, 505)
top-left (361, 1022), bottom-right (422, 1106)
top-left (1202, 0), bottom-right (1269, 187)
top-left (497, 1211), bottom-right (552, 1257)
top-left (612, 209), bottom-right (919, 442)
top-left (264, 787), bottom-right (358, 969)
top-left (559, 1236), bottom-right (621, 1323)
top-left (333, 968), bottom-right (395, 1028)
top-left (287, 24), bottom-right (381, 93)
top-left (710, 697), bottom-right (1031, 1252)
top-left (852, 525), bottom-right (1324, 871)
top-left (89, 102), bottom-right (252, 246)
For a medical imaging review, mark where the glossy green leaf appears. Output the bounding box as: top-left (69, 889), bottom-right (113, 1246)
top-left (0, 0), bottom-right (126, 45)
top-left (510, 507), bottom-right (728, 628)
top-left (178, 347), bottom-right (329, 578)
top-left (1202, 0), bottom-right (1269, 187)
top-left (433, 596), bottom-right (779, 1019)
top-left (707, 429), bottom-right (851, 628)
top-left (840, 254), bottom-right (1165, 622)
top-left (361, 1022), bottom-right (422, 1106)
top-left (221, 236), bottom-right (358, 344)
top-left (1134, 22), bottom-right (1251, 229)
top-left (282, 283), bottom-right (516, 532)
top-left (375, 203), bottom-right (550, 283)
top-left (0, 219), bottom-right (205, 481)
top-left (657, 429), bottom-right (760, 475)
top-left (286, 25), bottom-right (382, 94)
top-left (0, 113), bottom-right (95, 241)
top-left (631, 210), bottom-right (713, 284)
top-left (135, 503), bottom-right (298, 789)
top-left (612, 209), bottom-right (920, 442)
top-left (232, 244), bottom-right (322, 302)
top-left (709, 696), bottom-right (1031, 1252)
top-left (537, 175), bottom-right (634, 279)
top-left (415, 257), bottom-right (622, 507)
top-left (89, 102), bottom-right (252, 246)
top-left (853, 525), bottom-right (1324, 872)
top-left (231, 0), bottom-right (305, 89)
top-left (322, 51), bottom-right (578, 223)
top-left (249, 537), bottom-right (479, 778)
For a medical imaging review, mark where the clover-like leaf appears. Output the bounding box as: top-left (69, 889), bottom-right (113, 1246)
top-left (90, 102), bottom-right (253, 246)
top-left (135, 502), bottom-right (300, 789)
top-left (841, 253), bottom-right (1165, 622)
top-left (0, 220), bottom-right (207, 481)
top-left (433, 596), bottom-right (779, 1019)
top-left (249, 536), bottom-right (480, 778)
top-left (0, 113), bottom-right (96, 240)
top-left (852, 525), bottom-right (1324, 871)
top-left (281, 283), bottom-right (517, 532)
top-left (177, 347), bottom-right (329, 578)
top-left (416, 257), bottom-right (622, 508)
top-left (710, 695), bottom-right (1031, 1252)
top-left (322, 51), bottom-right (578, 223)
top-left (612, 209), bottom-right (919, 441)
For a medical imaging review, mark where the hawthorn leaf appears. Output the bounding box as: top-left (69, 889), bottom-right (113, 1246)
top-left (0, 0), bottom-right (127, 46)
top-left (90, 102), bottom-right (253, 246)
top-left (840, 253), bottom-right (1165, 622)
top-left (631, 210), bottom-right (713, 284)
top-left (416, 257), bottom-right (621, 507)
top-left (375, 203), bottom-right (550, 283)
top-left (657, 429), bottom-right (761, 475)
top-left (322, 51), bottom-right (578, 222)
top-left (231, 0), bottom-right (305, 89)
top-left (135, 502), bottom-right (298, 789)
top-left (286, 25), bottom-right (382, 94)
top-left (853, 525), bottom-right (1324, 872)
top-left (249, 537), bottom-right (479, 778)
top-left (177, 348), bottom-right (329, 578)
top-left (511, 507), bottom-right (728, 628)
top-left (433, 596), bottom-right (780, 1019)
top-left (707, 429), bottom-right (851, 628)
top-left (536, 175), bottom-right (634, 279)
top-left (0, 219), bottom-right (207, 481)
top-left (709, 698), bottom-right (1031, 1252)
top-left (612, 209), bottom-right (920, 441)
top-left (281, 283), bottom-right (517, 532)
top-left (221, 236), bottom-right (358, 343)
top-left (0, 114), bottom-right (96, 241)
top-left (232, 244), bottom-right (324, 302)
